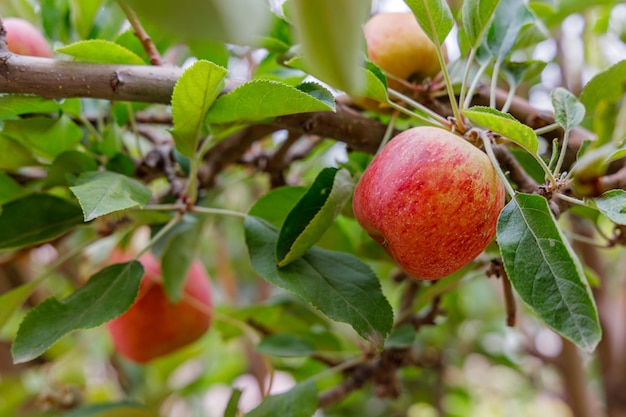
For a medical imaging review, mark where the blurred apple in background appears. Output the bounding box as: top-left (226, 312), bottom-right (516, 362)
top-left (363, 12), bottom-right (443, 88)
top-left (106, 251), bottom-right (213, 363)
top-left (3, 17), bottom-right (53, 58)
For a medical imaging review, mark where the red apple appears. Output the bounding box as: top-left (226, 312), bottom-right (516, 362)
top-left (106, 251), bottom-right (213, 363)
top-left (352, 126), bottom-right (505, 280)
top-left (363, 13), bottom-right (442, 86)
top-left (2, 17), bottom-right (53, 58)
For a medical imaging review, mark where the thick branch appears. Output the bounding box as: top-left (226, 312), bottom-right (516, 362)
top-left (0, 52), bottom-right (181, 103)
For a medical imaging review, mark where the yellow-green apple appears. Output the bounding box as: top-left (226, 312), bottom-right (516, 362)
top-left (2, 17), bottom-right (53, 58)
top-left (363, 12), bottom-right (442, 87)
top-left (352, 126), bottom-right (505, 280)
top-left (106, 251), bottom-right (213, 363)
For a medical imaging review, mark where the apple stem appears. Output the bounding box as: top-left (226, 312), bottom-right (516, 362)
top-left (555, 192), bottom-right (586, 208)
top-left (534, 123), bottom-right (560, 136)
top-left (458, 46), bottom-right (479, 111)
top-left (387, 89), bottom-right (450, 128)
top-left (552, 130), bottom-right (570, 177)
top-left (376, 110), bottom-right (399, 154)
top-left (480, 132), bottom-right (516, 199)
top-left (500, 84), bottom-right (518, 114)
top-left (463, 57), bottom-right (494, 109)
top-left (431, 43), bottom-right (464, 133)
top-left (140, 204), bottom-right (248, 218)
top-left (191, 206), bottom-right (248, 218)
top-left (489, 59), bottom-right (503, 109)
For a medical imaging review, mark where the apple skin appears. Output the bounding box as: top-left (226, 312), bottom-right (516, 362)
top-left (3, 17), bottom-right (53, 58)
top-left (106, 251), bottom-right (213, 363)
top-left (363, 13), bottom-right (442, 85)
top-left (352, 127), bottom-right (505, 280)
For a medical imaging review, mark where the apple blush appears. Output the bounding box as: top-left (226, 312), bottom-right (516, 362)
top-left (352, 126), bottom-right (505, 280)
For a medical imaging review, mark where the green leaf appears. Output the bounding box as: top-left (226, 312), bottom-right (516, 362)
top-left (256, 333), bottom-right (316, 357)
top-left (288, 0), bottom-right (368, 95)
top-left (57, 40), bottom-right (146, 64)
top-left (497, 193), bottom-right (602, 352)
top-left (276, 168), bottom-right (354, 267)
top-left (588, 189), bottom-right (626, 225)
top-left (0, 194), bottom-right (84, 250)
top-left (44, 151), bottom-right (99, 188)
top-left (70, 171), bottom-right (152, 222)
top-left (363, 61), bottom-right (389, 101)
top-left (246, 187), bottom-right (306, 229)
top-left (0, 173), bottom-right (23, 205)
top-left (461, 0), bottom-right (500, 48)
top-left (245, 380), bottom-right (317, 417)
top-left (224, 390), bottom-right (244, 417)
top-left (0, 135), bottom-right (39, 170)
top-left (551, 87), bottom-right (585, 132)
top-left (207, 80), bottom-right (334, 124)
top-left (62, 401), bottom-right (158, 417)
top-left (580, 59), bottom-right (626, 116)
top-left (0, 280), bottom-right (41, 332)
top-left (69, 0), bottom-right (102, 39)
top-left (161, 216), bottom-right (206, 302)
top-left (120, 0), bottom-right (273, 45)
top-left (2, 116), bottom-right (83, 160)
top-left (405, 0), bottom-right (455, 46)
top-left (245, 216), bottom-right (393, 349)
top-left (171, 60), bottom-right (228, 157)
top-left (0, 95), bottom-right (61, 119)
top-left (486, 0), bottom-right (535, 61)
top-left (12, 261), bottom-right (144, 363)
top-left (501, 60), bottom-right (547, 89)
top-left (463, 106), bottom-right (539, 154)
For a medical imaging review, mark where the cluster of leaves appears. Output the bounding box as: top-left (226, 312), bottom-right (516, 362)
top-left (0, 0), bottom-right (626, 415)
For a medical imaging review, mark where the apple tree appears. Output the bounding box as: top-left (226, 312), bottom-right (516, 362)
top-left (0, 0), bottom-right (625, 416)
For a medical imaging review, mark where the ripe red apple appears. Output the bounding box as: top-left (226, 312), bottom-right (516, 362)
top-left (106, 251), bottom-right (213, 363)
top-left (2, 17), bottom-right (53, 58)
top-left (352, 126), bottom-right (505, 280)
top-left (363, 13), bottom-right (442, 86)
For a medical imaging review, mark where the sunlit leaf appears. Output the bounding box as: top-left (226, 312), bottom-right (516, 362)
top-left (405, 0), bottom-right (455, 45)
top-left (463, 106), bottom-right (539, 154)
top-left (57, 40), bottom-right (146, 64)
top-left (171, 60), bottom-right (228, 157)
top-left (207, 80), bottom-right (334, 124)
top-left (0, 95), bottom-right (61, 119)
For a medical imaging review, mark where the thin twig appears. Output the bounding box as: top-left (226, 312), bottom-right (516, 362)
top-left (116, 1), bottom-right (163, 65)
